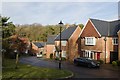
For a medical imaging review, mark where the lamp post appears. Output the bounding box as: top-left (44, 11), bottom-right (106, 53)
top-left (104, 37), bottom-right (107, 64)
top-left (58, 21), bottom-right (63, 70)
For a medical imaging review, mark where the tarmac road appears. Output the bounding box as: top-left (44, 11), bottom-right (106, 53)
top-left (19, 56), bottom-right (120, 78)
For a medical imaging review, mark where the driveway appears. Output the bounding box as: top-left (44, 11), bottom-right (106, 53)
top-left (19, 56), bottom-right (120, 78)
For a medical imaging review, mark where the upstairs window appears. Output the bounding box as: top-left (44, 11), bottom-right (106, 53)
top-left (61, 41), bottom-right (67, 46)
top-left (113, 38), bottom-right (118, 45)
top-left (85, 37), bottom-right (96, 45)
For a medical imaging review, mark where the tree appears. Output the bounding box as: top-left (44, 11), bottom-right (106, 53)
top-left (1, 16), bottom-right (16, 59)
top-left (15, 23), bottom-right (65, 42)
top-left (1, 16), bottom-right (15, 59)
top-left (78, 24), bottom-right (84, 29)
top-left (1, 16), bottom-right (16, 38)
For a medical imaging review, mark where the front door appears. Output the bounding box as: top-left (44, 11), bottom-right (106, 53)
top-left (110, 52), bottom-right (118, 63)
top-left (97, 53), bottom-right (100, 60)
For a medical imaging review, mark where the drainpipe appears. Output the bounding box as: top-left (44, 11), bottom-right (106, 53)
top-left (104, 37), bottom-right (107, 64)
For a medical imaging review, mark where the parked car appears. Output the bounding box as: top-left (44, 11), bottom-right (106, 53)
top-left (74, 57), bottom-right (100, 68)
top-left (36, 52), bottom-right (42, 58)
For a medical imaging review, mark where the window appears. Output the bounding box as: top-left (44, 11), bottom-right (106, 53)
top-left (85, 37), bottom-right (96, 45)
top-left (113, 38), bottom-right (118, 45)
top-left (83, 51), bottom-right (95, 59)
top-left (61, 41), bottom-right (67, 46)
top-left (55, 52), bottom-right (59, 58)
top-left (62, 51), bottom-right (67, 58)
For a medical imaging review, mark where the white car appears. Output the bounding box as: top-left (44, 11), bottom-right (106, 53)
top-left (37, 53), bottom-right (42, 58)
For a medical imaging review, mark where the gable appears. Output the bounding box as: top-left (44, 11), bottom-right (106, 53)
top-left (80, 20), bottom-right (101, 37)
top-left (90, 19), bottom-right (108, 36)
top-left (69, 26), bottom-right (81, 40)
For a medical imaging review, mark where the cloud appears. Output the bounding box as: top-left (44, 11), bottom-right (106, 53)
top-left (2, 2), bottom-right (118, 25)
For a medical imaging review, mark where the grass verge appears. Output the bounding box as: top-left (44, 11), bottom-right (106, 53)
top-left (2, 58), bottom-right (73, 79)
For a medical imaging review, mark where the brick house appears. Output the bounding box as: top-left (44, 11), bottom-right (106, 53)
top-left (79, 18), bottom-right (120, 63)
top-left (55, 25), bottom-right (81, 61)
top-left (45, 35), bottom-right (56, 58)
top-left (33, 42), bottom-right (46, 57)
top-left (118, 30), bottom-right (120, 60)
top-left (29, 42), bottom-right (39, 55)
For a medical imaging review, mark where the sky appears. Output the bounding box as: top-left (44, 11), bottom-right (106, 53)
top-left (118, 1), bottom-right (120, 19)
top-left (1, 1), bottom-right (119, 25)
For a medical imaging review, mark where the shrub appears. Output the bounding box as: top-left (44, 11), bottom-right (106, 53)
top-left (97, 59), bottom-right (104, 64)
top-left (55, 57), bottom-right (66, 61)
top-left (116, 60), bottom-right (120, 66)
top-left (61, 57), bottom-right (66, 61)
top-left (55, 57), bottom-right (59, 60)
top-left (50, 53), bottom-right (53, 59)
top-left (112, 61), bottom-right (117, 66)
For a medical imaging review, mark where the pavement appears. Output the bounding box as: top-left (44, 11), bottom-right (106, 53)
top-left (19, 56), bottom-right (120, 79)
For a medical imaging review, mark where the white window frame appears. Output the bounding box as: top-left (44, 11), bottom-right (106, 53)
top-left (84, 50), bottom-right (95, 59)
top-left (62, 51), bottom-right (67, 58)
top-left (85, 37), bottom-right (96, 45)
top-left (112, 38), bottom-right (118, 45)
top-left (56, 52), bottom-right (59, 58)
top-left (61, 41), bottom-right (67, 46)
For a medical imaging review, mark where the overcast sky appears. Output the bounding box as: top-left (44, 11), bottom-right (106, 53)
top-left (2, 1), bottom-right (119, 25)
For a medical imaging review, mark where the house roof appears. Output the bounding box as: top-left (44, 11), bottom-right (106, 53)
top-left (55, 26), bottom-right (78, 41)
top-left (46, 35), bottom-right (56, 44)
top-left (40, 42), bottom-right (46, 47)
top-left (33, 42), bottom-right (45, 48)
top-left (90, 18), bottom-right (120, 36)
top-left (109, 20), bottom-right (120, 36)
top-left (34, 42), bottom-right (43, 48)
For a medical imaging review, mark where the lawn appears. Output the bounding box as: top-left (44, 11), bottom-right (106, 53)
top-left (2, 58), bottom-right (73, 79)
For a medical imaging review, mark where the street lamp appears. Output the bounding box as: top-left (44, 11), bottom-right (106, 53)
top-left (104, 37), bottom-right (107, 64)
top-left (58, 21), bottom-right (63, 70)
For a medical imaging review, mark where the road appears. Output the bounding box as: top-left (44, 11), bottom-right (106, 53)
top-left (19, 56), bottom-right (120, 78)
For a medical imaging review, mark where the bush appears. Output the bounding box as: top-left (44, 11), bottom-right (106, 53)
top-left (112, 61), bottom-right (117, 66)
top-left (55, 57), bottom-right (66, 61)
top-left (61, 57), bottom-right (66, 61)
top-left (55, 57), bottom-right (59, 60)
top-left (116, 60), bottom-right (120, 66)
top-left (50, 53), bottom-right (53, 59)
top-left (97, 59), bottom-right (104, 64)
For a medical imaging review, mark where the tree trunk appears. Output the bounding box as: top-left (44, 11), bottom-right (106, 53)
top-left (15, 53), bottom-right (19, 69)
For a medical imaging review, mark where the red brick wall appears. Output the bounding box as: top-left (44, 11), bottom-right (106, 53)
top-left (68, 26), bottom-right (81, 61)
top-left (46, 45), bottom-right (55, 58)
top-left (118, 31), bottom-right (120, 60)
